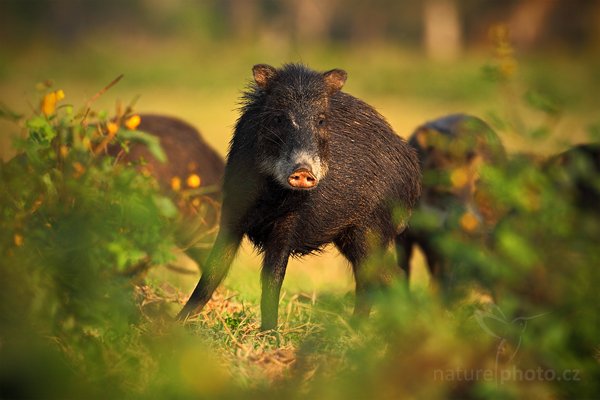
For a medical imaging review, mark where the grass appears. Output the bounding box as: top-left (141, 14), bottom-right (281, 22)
top-left (140, 238), bottom-right (434, 389)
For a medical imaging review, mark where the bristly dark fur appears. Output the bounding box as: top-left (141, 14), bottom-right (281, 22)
top-left (228, 63), bottom-right (420, 255)
top-left (179, 63), bottom-right (422, 330)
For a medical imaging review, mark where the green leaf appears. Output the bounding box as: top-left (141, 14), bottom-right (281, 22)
top-left (498, 229), bottom-right (538, 268)
top-left (523, 90), bottom-right (561, 116)
top-left (153, 195), bottom-right (178, 219)
top-left (26, 116), bottom-right (56, 144)
top-left (117, 129), bottom-right (166, 162)
top-left (41, 172), bottom-right (58, 202)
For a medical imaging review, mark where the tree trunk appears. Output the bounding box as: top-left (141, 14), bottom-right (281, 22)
top-left (423, 0), bottom-right (463, 61)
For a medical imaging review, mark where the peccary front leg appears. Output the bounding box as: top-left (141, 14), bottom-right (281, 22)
top-left (260, 248), bottom-right (290, 331)
top-left (259, 218), bottom-right (296, 331)
top-left (176, 227), bottom-right (242, 320)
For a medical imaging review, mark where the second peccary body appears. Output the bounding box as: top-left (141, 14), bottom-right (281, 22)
top-left (547, 142), bottom-right (600, 213)
top-left (397, 114), bottom-right (506, 292)
top-left (108, 114), bottom-right (225, 269)
top-left (179, 64), bottom-right (421, 330)
top-left (113, 114), bottom-right (224, 202)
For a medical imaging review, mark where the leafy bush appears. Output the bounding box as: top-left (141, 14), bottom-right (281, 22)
top-left (0, 82), bottom-right (181, 398)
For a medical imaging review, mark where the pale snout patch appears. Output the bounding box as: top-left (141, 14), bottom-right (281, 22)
top-left (260, 150), bottom-right (328, 189)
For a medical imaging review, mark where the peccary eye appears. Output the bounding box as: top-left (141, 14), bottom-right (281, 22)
top-left (317, 115), bottom-right (326, 126)
top-left (274, 116), bottom-right (283, 125)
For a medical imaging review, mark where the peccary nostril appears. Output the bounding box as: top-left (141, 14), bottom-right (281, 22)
top-left (288, 168), bottom-right (318, 189)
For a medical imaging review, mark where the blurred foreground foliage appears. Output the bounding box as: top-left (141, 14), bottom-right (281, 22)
top-left (0, 84), bottom-right (184, 398)
top-left (0, 81), bottom-right (599, 400)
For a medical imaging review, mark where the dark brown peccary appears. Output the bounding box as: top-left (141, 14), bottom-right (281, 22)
top-left (396, 114), bottom-right (507, 293)
top-left (546, 142), bottom-right (600, 213)
top-left (108, 114), bottom-right (225, 270)
top-left (178, 64), bottom-right (421, 330)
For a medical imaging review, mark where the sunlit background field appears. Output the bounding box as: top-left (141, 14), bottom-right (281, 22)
top-left (2, 1), bottom-right (599, 157)
top-left (2, 0), bottom-right (598, 295)
top-left (1, 1), bottom-right (599, 399)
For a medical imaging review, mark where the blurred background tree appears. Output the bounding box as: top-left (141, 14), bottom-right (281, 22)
top-left (1, 0), bottom-right (599, 52)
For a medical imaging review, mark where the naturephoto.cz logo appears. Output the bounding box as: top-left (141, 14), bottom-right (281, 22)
top-left (433, 305), bottom-right (581, 385)
top-left (433, 366), bottom-right (581, 385)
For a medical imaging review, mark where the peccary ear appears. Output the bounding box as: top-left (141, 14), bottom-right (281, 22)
top-left (323, 69), bottom-right (347, 93)
top-left (253, 64), bottom-right (277, 88)
top-left (415, 128), bottom-right (431, 149)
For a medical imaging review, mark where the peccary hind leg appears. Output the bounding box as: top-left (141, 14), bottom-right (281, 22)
top-left (335, 227), bottom-right (375, 318)
top-left (395, 232), bottom-right (414, 284)
top-left (176, 229), bottom-right (242, 320)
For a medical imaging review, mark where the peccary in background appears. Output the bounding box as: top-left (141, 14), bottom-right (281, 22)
top-left (397, 114), bottom-right (507, 292)
top-left (108, 114), bottom-right (225, 270)
top-left (546, 142), bottom-right (600, 213)
top-left (178, 63), bottom-right (421, 330)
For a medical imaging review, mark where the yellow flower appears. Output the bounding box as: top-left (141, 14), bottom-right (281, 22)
top-left (171, 176), bottom-right (182, 192)
top-left (450, 167), bottom-right (469, 189)
top-left (186, 174), bottom-right (201, 188)
top-left (14, 234), bottom-right (24, 247)
top-left (59, 145), bottom-right (69, 158)
top-left (82, 136), bottom-right (92, 150)
top-left (40, 89), bottom-right (65, 116)
top-left (107, 121), bottom-right (119, 135)
top-left (125, 115), bottom-right (141, 130)
top-left (460, 212), bottom-right (479, 233)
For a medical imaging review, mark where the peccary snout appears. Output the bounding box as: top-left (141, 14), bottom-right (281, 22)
top-left (288, 167), bottom-right (317, 189)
